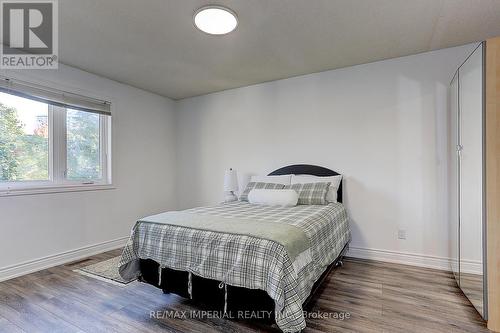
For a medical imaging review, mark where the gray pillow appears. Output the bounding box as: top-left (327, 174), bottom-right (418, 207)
top-left (284, 182), bottom-right (331, 205)
top-left (239, 182), bottom-right (285, 201)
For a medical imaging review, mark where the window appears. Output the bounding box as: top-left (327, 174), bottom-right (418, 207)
top-left (0, 77), bottom-right (111, 195)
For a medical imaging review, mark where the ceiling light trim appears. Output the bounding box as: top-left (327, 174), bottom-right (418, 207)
top-left (193, 5), bottom-right (238, 36)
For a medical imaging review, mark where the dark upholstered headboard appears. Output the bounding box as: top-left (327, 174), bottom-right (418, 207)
top-left (268, 164), bottom-right (343, 203)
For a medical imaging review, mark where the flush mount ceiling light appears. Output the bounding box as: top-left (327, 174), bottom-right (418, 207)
top-left (194, 6), bottom-right (238, 35)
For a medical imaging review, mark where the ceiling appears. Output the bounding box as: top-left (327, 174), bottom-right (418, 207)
top-left (60, 0), bottom-right (500, 100)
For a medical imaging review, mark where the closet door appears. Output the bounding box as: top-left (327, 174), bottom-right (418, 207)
top-left (459, 44), bottom-right (485, 317)
top-left (449, 73), bottom-right (460, 283)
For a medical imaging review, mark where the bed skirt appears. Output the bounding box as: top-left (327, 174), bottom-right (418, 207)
top-left (138, 242), bottom-right (349, 325)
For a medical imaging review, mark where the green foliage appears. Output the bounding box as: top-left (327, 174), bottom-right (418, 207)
top-left (0, 103), bottom-right (25, 181)
top-left (67, 110), bottom-right (100, 180)
top-left (0, 102), bottom-right (49, 181)
top-left (17, 134), bottom-right (49, 180)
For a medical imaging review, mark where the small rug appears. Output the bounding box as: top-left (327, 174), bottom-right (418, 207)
top-left (75, 256), bottom-right (135, 285)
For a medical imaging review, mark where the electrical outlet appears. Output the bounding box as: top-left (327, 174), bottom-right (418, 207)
top-left (398, 229), bottom-right (406, 240)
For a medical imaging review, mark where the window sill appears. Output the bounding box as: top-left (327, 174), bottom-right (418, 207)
top-left (0, 184), bottom-right (116, 197)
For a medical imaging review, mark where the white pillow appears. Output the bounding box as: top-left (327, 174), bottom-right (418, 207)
top-left (250, 175), bottom-right (292, 185)
top-left (248, 189), bottom-right (298, 207)
top-left (291, 174), bottom-right (342, 202)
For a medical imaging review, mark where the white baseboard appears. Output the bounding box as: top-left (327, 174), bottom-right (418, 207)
top-left (0, 240), bottom-right (483, 283)
top-left (347, 246), bottom-right (451, 271)
top-left (347, 247), bottom-right (483, 275)
top-left (460, 259), bottom-right (483, 275)
top-left (0, 236), bottom-right (129, 282)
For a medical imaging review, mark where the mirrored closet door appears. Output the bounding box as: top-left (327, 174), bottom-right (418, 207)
top-left (449, 73), bottom-right (459, 284)
top-left (458, 44), bottom-right (485, 317)
top-left (449, 43), bottom-right (487, 319)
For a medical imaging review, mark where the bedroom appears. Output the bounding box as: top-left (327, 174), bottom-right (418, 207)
top-left (0, 0), bottom-right (499, 332)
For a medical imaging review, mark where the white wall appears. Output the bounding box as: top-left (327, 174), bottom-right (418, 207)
top-left (175, 44), bottom-right (478, 267)
top-left (0, 65), bottom-right (177, 277)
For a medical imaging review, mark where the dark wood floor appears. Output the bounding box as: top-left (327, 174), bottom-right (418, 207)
top-left (0, 249), bottom-right (490, 333)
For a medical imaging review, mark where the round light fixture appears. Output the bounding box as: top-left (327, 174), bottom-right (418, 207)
top-left (194, 6), bottom-right (238, 35)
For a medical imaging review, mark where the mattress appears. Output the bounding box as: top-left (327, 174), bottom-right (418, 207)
top-left (119, 201), bottom-right (350, 332)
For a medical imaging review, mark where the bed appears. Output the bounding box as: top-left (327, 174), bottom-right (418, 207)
top-left (119, 164), bottom-right (350, 332)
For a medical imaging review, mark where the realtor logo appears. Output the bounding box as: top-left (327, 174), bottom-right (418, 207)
top-left (1, 0), bottom-right (58, 68)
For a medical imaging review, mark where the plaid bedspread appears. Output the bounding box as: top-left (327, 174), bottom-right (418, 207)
top-left (119, 202), bottom-right (350, 332)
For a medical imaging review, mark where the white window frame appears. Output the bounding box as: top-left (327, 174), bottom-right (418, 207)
top-left (0, 98), bottom-right (113, 197)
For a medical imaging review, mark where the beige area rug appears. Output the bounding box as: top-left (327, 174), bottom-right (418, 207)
top-left (75, 256), bottom-right (136, 285)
